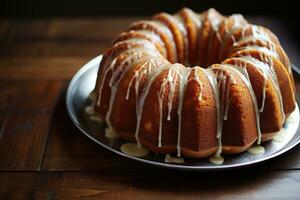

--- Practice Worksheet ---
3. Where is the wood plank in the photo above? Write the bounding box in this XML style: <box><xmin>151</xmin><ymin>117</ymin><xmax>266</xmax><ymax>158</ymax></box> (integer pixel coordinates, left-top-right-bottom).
<box><xmin>0</xmin><ymin>21</ymin><xmax>11</xmax><ymax>38</ymax></box>
<box><xmin>0</xmin><ymin>58</ymin><xmax>89</xmax><ymax>81</ymax></box>
<box><xmin>0</xmin><ymin>18</ymin><xmax>140</xmax><ymax>41</ymax></box>
<box><xmin>0</xmin><ymin>18</ymin><xmax>138</xmax><ymax>57</ymax></box>
<box><xmin>41</xmin><ymin>94</ymin><xmax>146</xmax><ymax>172</ymax></box>
<box><xmin>40</xmin><ymin>86</ymin><xmax>300</xmax><ymax>171</ymax></box>
<box><xmin>0</xmin><ymin>40</ymin><xmax>108</xmax><ymax>58</ymax></box>
<box><xmin>0</xmin><ymin>17</ymin><xmax>295</xmax><ymax>43</ymax></box>
<box><xmin>0</xmin><ymin>81</ymin><xmax>63</xmax><ymax>112</ymax></box>
<box><xmin>0</xmin><ymin>17</ymin><xmax>297</xmax><ymax>171</ymax></box>
<box><xmin>0</xmin><ymin>81</ymin><xmax>63</xmax><ymax>171</ymax></box>
<box><xmin>0</xmin><ymin>17</ymin><xmax>299</xmax><ymax>77</ymax></box>
<box><xmin>41</xmin><ymin>76</ymin><xmax>300</xmax><ymax>172</ymax></box>
<box><xmin>47</xmin><ymin>18</ymin><xmax>138</xmax><ymax>40</ymax></box>
<box><xmin>1</xmin><ymin>170</ymin><xmax>300</xmax><ymax>199</ymax></box>
<box><xmin>0</xmin><ymin>113</ymin><xmax>51</xmax><ymax>171</ymax></box>
<box><xmin>0</xmin><ymin>16</ymin><xmax>300</xmax><ymax>198</ymax></box>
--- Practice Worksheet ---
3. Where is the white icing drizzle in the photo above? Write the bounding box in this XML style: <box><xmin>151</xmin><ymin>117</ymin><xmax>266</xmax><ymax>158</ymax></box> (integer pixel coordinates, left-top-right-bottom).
<box><xmin>181</xmin><ymin>9</ymin><xmax>202</xmax><ymax>66</ymax></box>
<box><xmin>250</xmin><ymin>25</ymin><xmax>268</xmax><ymax>40</ymax></box>
<box><xmin>136</xmin><ymin>30</ymin><xmax>165</xmax><ymax>47</ymax></box>
<box><xmin>241</xmin><ymin>46</ymin><xmax>278</xmax><ymax>58</ymax></box>
<box><xmin>157</xmin><ymin>66</ymin><xmax>204</xmax><ymax>151</ymax></box>
<box><xmin>174</xmin><ymin>14</ymin><xmax>189</xmax><ymax>65</ymax></box>
<box><xmin>231</xmin><ymin>57</ymin><xmax>268</xmax><ymax>112</ymax></box>
<box><xmin>233</xmin><ymin>50</ymin><xmax>285</xmax><ymax>125</ymax></box>
<box><xmin>170</xmin><ymin>15</ymin><xmax>186</xmax><ymax>35</ymax></box>
<box><xmin>105</xmin><ymin>52</ymin><xmax>158</xmax><ymax>130</ymax></box>
<box><xmin>205</xmin><ymin>11</ymin><xmax>222</xmax><ymax>67</ymax></box>
<box><xmin>135</xmin><ymin>64</ymin><xmax>171</xmax><ymax>147</ymax></box>
<box><xmin>176</xmin><ymin>66</ymin><xmax>192</xmax><ymax>157</ymax></box>
<box><xmin>165</xmin><ymin>154</ymin><xmax>185</xmax><ymax>164</ymax></box>
<box><xmin>157</xmin><ymin>66</ymin><xmax>180</xmax><ymax>147</ymax></box>
<box><xmin>236</xmin><ymin>43</ymin><xmax>292</xmax><ymax>76</ymax></box>
<box><xmin>102</xmin><ymin>45</ymin><xmax>162</xmax><ymax>137</ymax></box>
<box><xmin>125</xmin><ymin>57</ymin><xmax>163</xmax><ymax>100</ymax></box>
<box><xmin>207</xmin><ymin>10</ymin><xmax>222</xmax><ymax>42</ymax></box>
<box><xmin>193</xmin><ymin>67</ymin><xmax>203</xmax><ymax>101</ymax></box>
<box><xmin>109</xmin><ymin>52</ymin><xmax>158</xmax><ymax>89</ymax></box>
<box><xmin>93</xmin><ymin>9</ymin><xmax>293</xmax><ymax>163</ymax></box>
<box><xmin>157</xmin><ymin>89</ymin><xmax>163</xmax><ymax>147</ymax></box>
<box><xmin>232</xmin><ymin>25</ymin><xmax>292</xmax><ymax>74</ymax></box>
<box><xmin>134</xmin><ymin>30</ymin><xmax>167</xmax><ymax>58</ymax></box>
<box><xmin>233</xmin><ymin>24</ymin><xmax>291</xmax><ymax>72</ymax></box>
<box><xmin>257</xmin><ymin>52</ymin><xmax>286</xmax><ymax>124</ymax></box>
<box><xmin>166</xmin><ymin>69</ymin><xmax>178</xmax><ymax>121</ymax></box>
<box><xmin>234</xmin><ymin>37</ymin><xmax>271</xmax><ymax>49</ymax></box>
<box><xmin>202</xmin><ymin>69</ymin><xmax>221</xmax><ymax>156</ymax></box>
<box><xmin>149</xmin><ymin>21</ymin><xmax>174</xmax><ymax>42</ymax></box>
<box><xmin>234</xmin><ymin>25</ymin><xmax>271</xmax><ymax>47</ymax></box>
<box><xmin>150</xmin><ymin>21</ymin><xmax>178</xmax><ymax>62</ymax></box>
<box><xmin>97</xmin><ymin>39</ymin><xmax>158</xmax><ymax>106</ymax></box>
<box><xmin>219</xmin><ymin>14</ymin><xmax>245</xmax><ymax>61</ymax></box>
<box><xmin>135</xmin><ymin>60</ymin><xmax>168</xmax><ymax>121</ymax></box>
<box><xmin>187</xmin><ymin>9</ymin><xmax>202</xmax><ymax>29</ymax></box>
<box><xmin>220</xmin><ymin>64</ymin><xmax>262</xmax><ymax>144</ymax></box>
<box><xmin>212</xmin><ymin>67</ymin><xmax>237</xmax><ymax>156</ymax></box>
<box><xmin>206</xmin><ymin>10</ymin><xmax>223</xmax><ymax>66</ymax></box>
<box><xmin>97</xmin><ymin>58</ymin><xmax>116</xmax><ymax>107</ymax></box>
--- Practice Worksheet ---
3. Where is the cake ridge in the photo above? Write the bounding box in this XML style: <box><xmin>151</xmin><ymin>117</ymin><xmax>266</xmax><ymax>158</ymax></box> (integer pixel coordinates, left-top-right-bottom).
<box><xmin>93</xmin><ymin>8</ymin><xmax>296</xmax><ymax>160</ymax></box>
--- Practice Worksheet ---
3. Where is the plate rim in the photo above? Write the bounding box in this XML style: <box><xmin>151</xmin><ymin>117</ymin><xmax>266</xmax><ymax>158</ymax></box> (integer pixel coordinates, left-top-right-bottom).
<box><xmin>66</xmin><ymin>55</ymin><xmax>300</xmax><ymax>171</ymax></box>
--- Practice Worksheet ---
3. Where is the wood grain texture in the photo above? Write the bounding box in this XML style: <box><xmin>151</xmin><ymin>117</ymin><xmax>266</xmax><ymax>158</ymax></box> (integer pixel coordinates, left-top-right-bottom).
<box><xmin>41</xmin><ymin>93</ymin><xmax>148</xmax><ymax>172</ymax></box>
<box><xmin>1</xmin><ymin>170</ymin><xmax>300</xmax><ymax>199</ymax></box>
<box><xmin>0</xmin><ymin>58</ymin><xmax>89</xmax><ymax>80</ymax></box>
<box><xmin>39</xmin><ymin>86</ymin><xmax>300</xmax><ymax>171</ymax></box>
<box><xmin>0</xmin><ymin>81</ymin><xmax>63</xmax><ymax>170</ymax></box>
<box><xmin>0</xmin><ymin>16</ymin><xmax>300</xmax><ymax>199</ymax></box>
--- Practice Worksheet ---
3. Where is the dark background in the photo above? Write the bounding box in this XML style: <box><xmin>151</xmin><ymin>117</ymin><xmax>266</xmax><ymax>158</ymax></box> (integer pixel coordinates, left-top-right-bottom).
<box><xmin>1</xmin><ymin>0</ymin><xmax>299</xmax><ymax>18</ymax></box>
<box><xmin>1</xmin><ymin>0</ymin><xmax>300</xmax><ymax>42</ymax></box>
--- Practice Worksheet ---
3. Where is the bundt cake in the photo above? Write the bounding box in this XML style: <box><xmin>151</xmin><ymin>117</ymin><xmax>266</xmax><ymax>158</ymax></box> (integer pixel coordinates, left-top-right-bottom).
<box><xmin>92</xmin><ymin>8</ymin><xmax>296</xmax><ymax>161</ymax></box>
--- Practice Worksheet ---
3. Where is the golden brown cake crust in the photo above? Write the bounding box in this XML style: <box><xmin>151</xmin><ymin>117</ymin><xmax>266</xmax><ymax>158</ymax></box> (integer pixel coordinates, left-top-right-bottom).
<box><xmin>93</xmin><ymin>8</ymin><xmax>296</xmax><ymax>160</ymax></box>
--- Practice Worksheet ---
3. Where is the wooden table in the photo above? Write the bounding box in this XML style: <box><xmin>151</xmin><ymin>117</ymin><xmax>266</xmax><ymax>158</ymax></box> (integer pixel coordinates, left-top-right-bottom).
<box><xmin>1</xmin><ymin>16</ymin><xmax>300</xmax><ymax>199</ymax></box>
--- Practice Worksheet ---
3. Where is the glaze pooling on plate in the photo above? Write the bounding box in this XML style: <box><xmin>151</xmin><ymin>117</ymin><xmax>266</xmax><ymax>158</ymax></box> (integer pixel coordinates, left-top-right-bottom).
<box><xmin>165</xmin><ymin>154</ymin><xmax>185</xmax><ymax>164</ymax></box>
<box><xmin>66</xmin><ymin>56</ymin><xmax>300</xmax><ymax>170</ymax></box>
<box><xmin>209</xmin><ymin>155</ymin><xmax>224</xmax><ymax>165</ymax></box>
<box><xmin>120</xmin><ymin>143</ymin><xmax>149</xmax><ymax>157</ymax></box>
<box><xmin>85</xmin><ymin>90</ymin><xmax>297</xmax><ymax>165</ymax></box>
<box><xmin>94</xmin><ymin>8</ymin><xmax>296</xmax><ymax>163</ymax></box>
<box><xmin>247</xmin><ymin>145</ymin><xmax>265</xmax><ymax>155</ymax></box>
<box><xmin>105</xmin><ymin>126</ymin><xmax>119</xmax><ymax>139</ymax></box>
